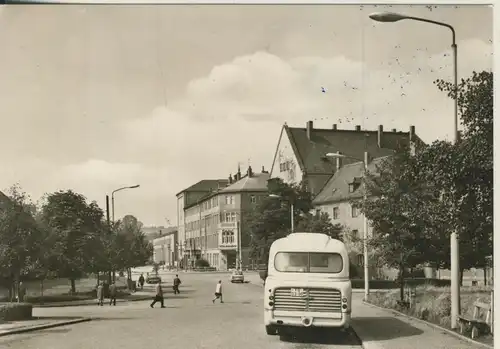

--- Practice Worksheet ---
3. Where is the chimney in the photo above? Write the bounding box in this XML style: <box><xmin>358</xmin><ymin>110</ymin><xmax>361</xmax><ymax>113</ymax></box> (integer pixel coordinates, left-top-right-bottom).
<box><xmin>377</xmin><ymin>125</ymin><xmax>383</xmax><ymax>148</ymax></box>
<box><xmin>228</xmin><ymin>174</ymin><xmax>233</xmax><ymax>184</ymax></box>
<box><xmin>247</xmin><ymin>166</ymin><xmax>253</xmax><ymax>177</ymax></box>
<box><xmin>261</xmin><ymin>166</ymin><xmax>268</xmax><ymax>174</ymax></box>
<box><xmin>233</xmin><ymin>174</ymin><xmax>238</xmax><ymax>182</ymax></box>
<box><xmin>336</xmin><ymin>151</ymin><xmax>342</xmax><ymax>171</ymax></box>
<box><xmin>237</xmin><ymin>164</ymin><xmax>242</xmax><ymax>180</ymax></box>
<box><xmin>392</xmin><ymin>128</ymin><xmax>397</xmax><ymax>132</ymax></box>
<box><xmin>355</xmin><ymin>125</ymin><xmax>361</xmax><ymax>131</ymax></box>
<box><xmin>332</xmin><ymin>124</ymin><xmax>337</xmax><ymax>130</ymax></box>
<box><xmin>409</xmin><ymin>125</ymin><xmax>415</xmax><ymax>141</ymax></box>
<box><xmin>306</xmin><ymin>120</ymin><xmax>313</xmax><ymax>140</ymax></box>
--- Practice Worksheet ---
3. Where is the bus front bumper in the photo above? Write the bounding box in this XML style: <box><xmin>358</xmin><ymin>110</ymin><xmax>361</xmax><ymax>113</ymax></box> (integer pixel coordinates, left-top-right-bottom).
<box><xmin>264</xmin><ymin>309</ymin><xmax>351</xmax><ymax>329</ymax></box>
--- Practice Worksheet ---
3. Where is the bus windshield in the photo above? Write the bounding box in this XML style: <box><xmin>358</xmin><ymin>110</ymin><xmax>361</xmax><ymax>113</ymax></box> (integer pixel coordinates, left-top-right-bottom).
<box><xmin>274</xmin><ymin>252</ymin><xmax>343</xmax><ymax>273</ymax></box>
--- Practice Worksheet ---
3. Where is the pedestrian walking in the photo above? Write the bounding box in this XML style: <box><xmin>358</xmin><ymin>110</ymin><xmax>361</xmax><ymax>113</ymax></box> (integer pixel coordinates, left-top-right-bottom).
<box><xmin>96</xmin><ymin>282</ymin><xmax>104</xmax><ymax>306</ymax></box>
<box><xmin>17</xmin><ymin>282</ymin><xmax>26</xmax><ymax>303</ymax></box>
<box><xmin>150</xmin><ymin>282</ymin><xmax>165</xmax><ymax>308</ymax></box>
<box><xmin>212</xmin><ymin>280</ymin><xmax>223</xmax><ymax>304</ymax></box>
<box><xmin>109</xmin><ymin>282</ymin><xmax>117</xmax><ymax>306</ymax></box>
<box><xmin>139</xmin><ymin>274</ymin><xmax>145</xmax><ymax>290</ymax></box>
<box><xmin>173</xmin><ymin>274</ymin><xmax>181</xmax><ymax>295</ymax></box>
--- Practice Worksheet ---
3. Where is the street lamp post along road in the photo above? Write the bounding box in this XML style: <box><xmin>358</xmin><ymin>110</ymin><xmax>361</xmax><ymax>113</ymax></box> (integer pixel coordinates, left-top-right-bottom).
<box><xmin>369</xmin><ymin>11</ymin><xmax>460</xmax><ymax>329</ymax></box>
<box><xmin>326</xmin><ymin>152</ymin><xmax>370</xmax><ymax>301</ymax></box>
<box><xmin>111</xmin><ymin>184</ymin><xmax>140</xmax><ymax>223</ymax></box>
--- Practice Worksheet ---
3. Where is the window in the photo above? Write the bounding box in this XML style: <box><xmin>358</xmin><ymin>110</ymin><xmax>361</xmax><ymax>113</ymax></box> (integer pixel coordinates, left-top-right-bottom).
<box><xmin>332</xmin><ymin>207</ymin><xmax>339</xmax><ymax>220</ymax></box>
<box><xmin>351</xmin><ymin>205</ymin><xmax>360</xmax><ymax>218</ymax></box>
<box><xmin>352</xmin><ymin>230</ymin><xmax>360</xmax><ymax>239</ymax></box>
<box><xmin>221</xmin><ymin>230</ymin><xmax>235</xmax><ymax>244</ymax></box>
<box><xmin>274</xmin><ymin>252</ymin><xmax>343</xmax><ymax>273</ymax></box>
<box><xmin>348</xmin><ymin>183</ymin><xmax>355</xmax><ymax>193</ymax></box>
<box><xmin>250</xmin><ymin>195</ymin><xmax>256</xmax><ymax>203</ymax></box>
<box><xmin>225</xmin><ymin>195</ymin><xmax>234</xmax><ymax>205</ymax></box>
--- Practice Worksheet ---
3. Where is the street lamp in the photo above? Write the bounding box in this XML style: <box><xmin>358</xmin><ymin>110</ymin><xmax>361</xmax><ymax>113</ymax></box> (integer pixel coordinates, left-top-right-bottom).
<box><xmin>269</xmin><ymin>194</ymin><xmax>295</xmax><ymax>233</ymax></box>
<box><xmin>111</xmin><ymin>184</ymin><xmax>140</xmax><ymax>222</ymax></box>
<box><xmin>326</xmin><ymin>152</ymin><xmax>370</xmax><ymax>301</ymax></box>
<box><xmin>369</xmin><ymin>11</ymin><xmax>460</xmax><ymax>329</ymax></box>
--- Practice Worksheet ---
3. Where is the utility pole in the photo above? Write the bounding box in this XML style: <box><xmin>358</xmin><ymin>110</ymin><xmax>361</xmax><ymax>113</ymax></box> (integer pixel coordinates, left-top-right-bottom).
<box><xmin>106</xmin><ymin>195</ymin><xmax>112</xmax><ymax>285</ymax></box>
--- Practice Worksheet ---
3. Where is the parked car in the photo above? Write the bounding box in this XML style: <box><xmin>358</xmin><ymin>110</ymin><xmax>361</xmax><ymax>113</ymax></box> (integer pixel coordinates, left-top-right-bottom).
<box><xmin>146</xmin><ymin>275</ymin><xmax>162</xmax><ymax>284</ymax></box>
<box><xmin>230</xmin><ymin>270</ymin><xmax>244</xmax><ymax>283</ymax></box>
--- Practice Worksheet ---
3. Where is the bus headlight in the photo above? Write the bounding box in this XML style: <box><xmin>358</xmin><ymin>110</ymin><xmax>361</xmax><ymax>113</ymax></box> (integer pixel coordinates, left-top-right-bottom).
<box><xmin>269</xmin><ymin>301</ymin><xmax>274</xmax><ymax>306</ymax></box>
<box><xmin>269</xmin><ymin>296</ymin><xmax>274</xmax><ymax>300</ymax></box>
<box><xmin>342</xmin><ymin>304</ymin><xmax>348</xmax><ymax>310</ymax></box>
<box><xmin>342</xmin><ymin>297</ymin><xmax>348</xmax><ymax>303</ymax></box>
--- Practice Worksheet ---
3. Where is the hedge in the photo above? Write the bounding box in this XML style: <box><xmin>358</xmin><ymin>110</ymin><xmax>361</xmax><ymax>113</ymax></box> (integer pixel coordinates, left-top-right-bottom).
<box><xmin>0</xmin><ymin>302</ymin><xmax>33</xmax><ymax>321</ymax></box>
<box><xmin>351</xmin><ymin>278</ymin><xmax>451</xmax><ymax>289</ymax></box>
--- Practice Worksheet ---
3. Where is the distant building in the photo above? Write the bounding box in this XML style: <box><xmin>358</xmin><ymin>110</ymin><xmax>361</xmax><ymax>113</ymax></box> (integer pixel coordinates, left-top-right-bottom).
<box><xmin>269</xmin><ymin>121</ymin><xmax>422</xmax><ymax>196</ymax></box>
<box><xmin>151</xmin><ymin>226</ymin><xmax>178</xmax><ymax>266</ymax></box>
<box><xmin>176</xmin><ymin>166</ymin><xmax>270</xmax><ymax>270</ymax></box>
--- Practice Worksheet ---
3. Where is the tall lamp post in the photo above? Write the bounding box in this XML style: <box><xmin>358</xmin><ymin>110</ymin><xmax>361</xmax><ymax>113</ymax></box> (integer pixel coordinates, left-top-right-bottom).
<box><xmin>368</xmin><ymin>11</ymin><xmax>460</xmax><ymax>329</ymax></box>
<box><xmin>269</xmin><ymin>194</ymin><xmax>295</xmax><ymax>233</ymax></box>
<box><xmin>110</xmin><ymin>184</ymin><xmax>140</xmax><ymax>287</ymax></box>
<box><xmin>111</xmin><ymin>184</ymin><xmax>140</xmax><ymax>222</ymax></box>
<box><xmin>326</xmin><ymin>151</ymin><xmax>370</xmax><ymax>301</ymax></box>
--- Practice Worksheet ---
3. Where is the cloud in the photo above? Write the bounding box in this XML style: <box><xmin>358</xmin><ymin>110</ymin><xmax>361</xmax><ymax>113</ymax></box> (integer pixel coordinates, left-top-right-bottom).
<box><xmin>2</xmin><ymin>37</ymin><xmax>491</xmax><ymax>226</ymax></box>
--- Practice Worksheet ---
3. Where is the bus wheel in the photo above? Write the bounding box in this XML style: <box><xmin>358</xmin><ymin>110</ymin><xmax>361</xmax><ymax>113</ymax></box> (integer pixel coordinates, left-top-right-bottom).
<box><xmin>265</xmin><ymin>325</ymin><xmax>277</xmax><ymax>335</ymax></box>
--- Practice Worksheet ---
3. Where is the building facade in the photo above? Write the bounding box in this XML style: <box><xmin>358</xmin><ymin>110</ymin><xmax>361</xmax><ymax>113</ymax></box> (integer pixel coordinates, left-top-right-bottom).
<box><xmin>176</xmin><ymin>166</ymin><xmax>269</xmax><ymax>270</ymax></box>
<box><xmin>269</xmin><ymin>121</ymin><xmax>422</xmax><ymax>196</ymax></box>
<box><xmin>152</xmin><ymin>227</ymin><xmax>178</xmax><ymax>267</ymax></box>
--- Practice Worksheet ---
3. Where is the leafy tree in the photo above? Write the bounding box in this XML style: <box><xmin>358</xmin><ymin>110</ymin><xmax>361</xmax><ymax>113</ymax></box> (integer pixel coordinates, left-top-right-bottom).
<box><xmin>295</xmin><ymin>211</ymin><xmax>343</xmax><ymax>239</ymax></box>
<box><xmin>247</xmin><ymin>178</ymin><xmax>342</xmax><ymax>264</ymax></box>
<box><xmin>40</xmin><ymin>190</ymin><xmax>106</xmax><ymax>293</ymax></box>
<box><xmin>0</xmin><ymin>184</ymin><xmax>45</xmax><ymax>300</ymax></box>
<box><xmin>359</xmin><ymin>145</ymin><xmax>446</xmax><ymax>300</ymax></box>
<box><xmin>427</xmin><ymin>70</ymin><xmax>493</xmax><ymax>283</ymax></box>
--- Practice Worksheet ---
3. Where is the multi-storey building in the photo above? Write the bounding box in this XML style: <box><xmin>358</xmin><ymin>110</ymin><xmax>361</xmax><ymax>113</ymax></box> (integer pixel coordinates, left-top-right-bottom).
<box><xmin>176</xmin><ymin>166</ymin><xmax>269</xmax><ymax>270</ymax></box>
<box><xmin>269</xmin><ymin>120</ymin><xmax>422</xmax><ymax>196</ymax></box>
<box><xmin>151</xmin><ymin>227</ymin><xmax>178</xmax><ymax>266</ymax></box>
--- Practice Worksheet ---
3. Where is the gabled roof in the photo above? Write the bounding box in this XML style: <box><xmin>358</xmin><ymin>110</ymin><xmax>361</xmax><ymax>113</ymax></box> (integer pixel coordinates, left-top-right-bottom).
<box><xmin>271</xmin><ymin>122</ymin><xmax>423</xmax><ymax>177</ymax></box>
<box><xmin>312</xmin><ymin>156</ymin><xmax>390</xmax><ymax>205</ymax></box>
<box><xmin>176</xmin><ymin>179</ymin><xmax>229</xmax><ymax>197</ymax></box>
<box><xmin>221</xmin><ymin>172</ymin><xmax>270</xmax><ymax>193</ymax></box>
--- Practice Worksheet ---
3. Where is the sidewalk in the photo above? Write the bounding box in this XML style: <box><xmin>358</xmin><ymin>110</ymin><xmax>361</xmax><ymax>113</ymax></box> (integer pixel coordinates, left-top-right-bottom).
<box><xmin>0</xmin><ymin>317</ymin><xmax>91</xmax><ymax>337</ymax></box>
<box><xmin>351</xmin><ymin>295</ymin><xmax>491</xmax><ymax>349</ymax></box>
<box><xmin>33</xmin><ymin>291</ymin><xmax>153</xmax><ymax>308</ymax></box>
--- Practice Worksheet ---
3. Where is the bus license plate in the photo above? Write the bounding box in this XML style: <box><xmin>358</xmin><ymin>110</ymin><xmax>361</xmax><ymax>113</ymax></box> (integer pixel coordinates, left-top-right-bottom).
<box><xmin>290</xmin><ymin>288</ymin><xmax>305</xmax><ymax>297</ymax></box>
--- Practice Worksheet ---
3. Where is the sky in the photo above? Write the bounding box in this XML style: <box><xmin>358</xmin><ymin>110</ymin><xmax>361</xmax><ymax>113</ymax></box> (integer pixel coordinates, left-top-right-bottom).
<box><xmin>0</xmin><ymin>4</ymin><xmax>493</xmax><ymax>227</ymax></box>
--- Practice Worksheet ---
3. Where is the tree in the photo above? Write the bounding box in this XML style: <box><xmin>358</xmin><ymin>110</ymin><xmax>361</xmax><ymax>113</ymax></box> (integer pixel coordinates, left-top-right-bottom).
<box><xmin>0</xmin><ymin>184</ymin><xmax>45</xmax><ymax>300</ymax></box>
<box><xmin>40</xmin><ymin>190</ymin><xmax>106</xmax><ymax>293</ymax></box>
<box><xmin>359</xmin><ymin>145</ymin><xmax>447</xmax><ymax>301</ymax></box>
<box><xmin>115</xmin><ymin>215</ymin><xmax>152</xmax><ymax>286</ymax></box>
<box><xmin>247</xmin><ymin>178</ymin><xmax>343</xmax><ymax>264</ymax></box>
<box><xmin>295</xmin><ymin>211</ymin><xmax>343</xmax><ymax>239</ymax></box>
<box><xmin>427</xmin><ymin>70</ymin><xmax>493</xmax><ymax>283</ymax></box>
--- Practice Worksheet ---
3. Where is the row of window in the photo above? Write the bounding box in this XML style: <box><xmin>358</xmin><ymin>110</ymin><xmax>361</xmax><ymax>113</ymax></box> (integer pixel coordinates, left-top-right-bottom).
<box><xmin>207</xmin><ymin>253</ymin><xmax>220</xmax><ymax>267</ymax></box>
<box><xmin>279</xmin><ymin>161</ymin><xmax>292</xmax><ymax>172</ymax></box>
<box><xmin>331</xmin><ymin>205</ymin><xmax>360</xmax><ymax>220</ymax></box>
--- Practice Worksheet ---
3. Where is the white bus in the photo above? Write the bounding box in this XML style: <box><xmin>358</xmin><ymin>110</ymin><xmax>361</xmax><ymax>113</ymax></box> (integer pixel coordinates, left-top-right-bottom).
<box><xmin>263</xmin><ymin>232</ymin><xmax>352</xmax><ymax>335</ymax></box>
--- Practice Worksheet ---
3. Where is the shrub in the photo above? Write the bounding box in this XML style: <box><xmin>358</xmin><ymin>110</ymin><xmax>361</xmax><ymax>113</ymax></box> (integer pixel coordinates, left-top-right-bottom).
<box><xmin>351</xmin><ymin>278</ymin><xmax>451</xmax><ymax>289</ymax></box>
<box><xmin>0</xmin><ymin>303</ymin><xmax>33</xmax><ymax>321</ymax></box>
<box><xmin>368</xmin><ymin>285</ymin><xmax>493</xmax><ymax>339</ymax></box>
<box><xmin>195</xmin><ymin>259</ymin><xmax>210</xmax><ymax>268</ymax></box>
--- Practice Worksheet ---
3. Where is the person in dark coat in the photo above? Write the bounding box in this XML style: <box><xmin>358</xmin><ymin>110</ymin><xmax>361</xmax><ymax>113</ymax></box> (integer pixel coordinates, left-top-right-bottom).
<box><xmin>173</xmin><ymin>274</ymin><xmax>181</xmax><ymax>295</ymax></box>
<box><xmin>138</xmin><ymin>274</ymin><xmax>145</xmax><ymax>290</ymax></box>
<box><xmin>109</xmin><ymin>282</ymin><xmax>117</xmax><ymax>306</ymax></box>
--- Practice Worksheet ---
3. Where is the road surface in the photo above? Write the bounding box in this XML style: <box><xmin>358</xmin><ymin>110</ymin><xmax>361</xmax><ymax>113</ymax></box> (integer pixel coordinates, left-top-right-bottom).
<box><xmin>0</xmin><ymin>272</ymin><xmax>361</xmax><ymax>349</ymax></box>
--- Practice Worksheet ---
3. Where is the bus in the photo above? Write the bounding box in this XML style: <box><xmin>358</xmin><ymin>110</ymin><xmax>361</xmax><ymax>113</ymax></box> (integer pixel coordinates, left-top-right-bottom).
<box><xmin>263</xmin><ymin>232</ymin><xmax>352</xmax><ymax>335</ymax></box>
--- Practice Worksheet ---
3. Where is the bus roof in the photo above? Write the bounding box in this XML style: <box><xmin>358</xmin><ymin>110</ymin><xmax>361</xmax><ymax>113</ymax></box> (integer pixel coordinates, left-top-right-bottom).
<box><xmin>269</xmin><ymin>232</ymin><xmax>347</xmax><ymax>253</ymax></box>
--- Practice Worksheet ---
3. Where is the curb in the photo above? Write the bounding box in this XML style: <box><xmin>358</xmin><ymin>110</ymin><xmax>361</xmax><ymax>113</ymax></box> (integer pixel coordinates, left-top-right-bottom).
<box><xmin>33</xmin><ymin>296</ymin><xmax>153</xmax><ymax>308</ymax></box>
<box><xmin>0</xmin><ymin>317</ymin><xmax>92</xmax><ymax>337</ymax></box>
<box><xmin>362</xmin><ymin>301</ymin><xmax>493</xmax><ymax>349</ymax></box>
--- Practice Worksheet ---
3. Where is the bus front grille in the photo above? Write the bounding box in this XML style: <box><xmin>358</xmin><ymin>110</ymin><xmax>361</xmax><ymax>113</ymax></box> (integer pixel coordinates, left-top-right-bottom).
<box><xmin>273</xmin><ymin>287</ymin><xmax>342</xmax><ymax>313</ymax></box>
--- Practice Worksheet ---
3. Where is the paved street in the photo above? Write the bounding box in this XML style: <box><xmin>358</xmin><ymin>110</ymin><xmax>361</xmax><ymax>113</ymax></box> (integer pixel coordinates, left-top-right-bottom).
<box><xmin>0</xmin><ymin>273</ymin><xmax>361</xmax><ymax>349</ymax></box>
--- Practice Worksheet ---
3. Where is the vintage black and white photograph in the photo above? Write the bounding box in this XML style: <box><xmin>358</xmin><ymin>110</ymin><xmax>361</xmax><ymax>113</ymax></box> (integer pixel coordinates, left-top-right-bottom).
<box><xmin>0</xmin><ymin>3</ymin><xmax>494</xmax><ymax>349</ymax></box>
